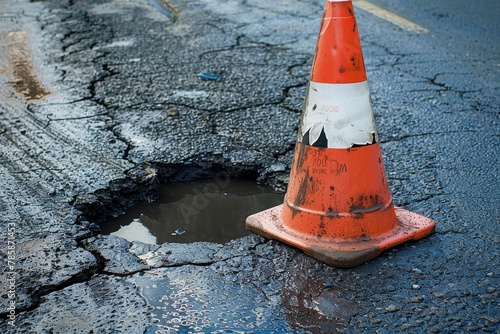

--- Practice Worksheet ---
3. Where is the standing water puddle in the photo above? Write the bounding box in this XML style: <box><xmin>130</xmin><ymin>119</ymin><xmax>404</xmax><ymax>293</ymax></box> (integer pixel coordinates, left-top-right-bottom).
<box><xmin>100</xmin><ymin>178</ymin><xmax>284</xmax><ymax>244</ymax></box>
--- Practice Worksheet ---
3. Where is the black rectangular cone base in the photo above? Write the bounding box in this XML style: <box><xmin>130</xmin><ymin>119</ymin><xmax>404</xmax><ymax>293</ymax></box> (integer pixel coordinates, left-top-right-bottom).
<box><xmin>246</xmin><ymin>204</ymin><xmax>435</xmax><ymax>268</ymax></box>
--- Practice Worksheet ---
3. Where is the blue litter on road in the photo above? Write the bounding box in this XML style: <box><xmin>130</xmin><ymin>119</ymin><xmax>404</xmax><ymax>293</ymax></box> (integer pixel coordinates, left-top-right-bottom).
<box><xmin>199</xmin><ymin>72</ymin><xmax>221</xmax><ymax>80</ymax></box>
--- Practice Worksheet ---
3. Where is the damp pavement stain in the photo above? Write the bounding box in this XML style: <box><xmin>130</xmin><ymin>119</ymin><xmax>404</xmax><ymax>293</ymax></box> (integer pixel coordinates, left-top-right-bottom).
<box><xmin>100</xmin><ymin>179</ymin><xmax>284</xmax><ymax>244</ymax></box>
<box><xmin>132</xmin><ymin>266</ymin><xmax>290</xmax><ymax>333</ymax></box>
<box><xmin>0</xmin><ymin>31</ymin><xmax>49</xmax><ymax>100</ymax></box>
<box><xmin>127</xmin><ymin>237</ymin><xmax>359</xmax><ymax>333</ymax></box>
<box><xmin>78</xmin><ymin>234</ymin><xmax>361</xmax><ymax>332</ymax></box>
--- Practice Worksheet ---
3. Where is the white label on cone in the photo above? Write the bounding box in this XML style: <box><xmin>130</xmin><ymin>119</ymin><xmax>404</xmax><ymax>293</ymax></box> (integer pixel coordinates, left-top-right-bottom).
<box><xmin>298</xmin><ymin>80</ymin><xmax>378</xmax><ymax>148</ymax></box>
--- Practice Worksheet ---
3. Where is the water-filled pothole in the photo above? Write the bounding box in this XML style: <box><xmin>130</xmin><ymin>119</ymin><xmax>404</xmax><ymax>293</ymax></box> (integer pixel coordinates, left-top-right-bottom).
<box><xmin>100</xmin><ymin>178</ymin><xmax>284</xmax><ymax>244</ymax></box>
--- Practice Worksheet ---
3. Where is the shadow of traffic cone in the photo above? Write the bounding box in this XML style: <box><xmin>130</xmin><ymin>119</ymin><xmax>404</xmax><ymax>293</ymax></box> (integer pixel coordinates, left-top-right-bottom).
<box><xmin>246</xmin><ymin>0</ymin><xmax>435</xmax><ymax>268</ymax></box>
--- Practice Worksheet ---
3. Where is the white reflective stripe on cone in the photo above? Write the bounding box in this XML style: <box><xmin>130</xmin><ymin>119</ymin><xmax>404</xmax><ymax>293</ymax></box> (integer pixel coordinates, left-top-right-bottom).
<box><xmin>298</xmin><ymin>80</ymin><xmax>378</xmax><ymax>149</ymax></box>
<box><xmin>327</xmin><ymin>0</ymin><xmax>351</xmax><ymax>2</ymax></box>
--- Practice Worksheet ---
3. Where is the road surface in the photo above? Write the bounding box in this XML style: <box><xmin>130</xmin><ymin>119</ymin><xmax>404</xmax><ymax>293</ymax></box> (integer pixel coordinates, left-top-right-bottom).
<box><xmin>0</xmin><ymin>0</ymin><xmax>498</xmax><ymax>332</ymax></box>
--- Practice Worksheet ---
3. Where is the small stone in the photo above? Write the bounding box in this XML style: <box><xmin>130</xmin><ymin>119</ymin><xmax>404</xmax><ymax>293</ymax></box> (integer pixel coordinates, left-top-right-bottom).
<box><xmin>322</xmin><ymin>282</ymin><xmax>335</xmax><ymax>289</ymax></box>
<box><xmin>269</xmin><ymin>162</ymin><xmax>286</xmax><ymax>172</ymax></box>
<box><xmin>174</xmin><ymin>228</ymin><xmax>186</xmax><ymax>235</ymax></box>
<box><xmin>411</xmin><ymin>296</ymin><xmax>424</xmax><ymax>302</ymax></box>
<box><xmin>401</xmin><ymin>323</ymin><xmax>412</xmax><ymax>331</ymax></box>
<box><xmin>412</xmin><ymin>284</ymin><xmax>421</xmax><ymax>290</ymax></box>
<box><xmin>166</xmin><ymin>108</ymin><xmax>179</xmax><ymax>116</ymax></box>
<box><xmin>386</xmin><ymin>304</ymin><xmax>399</xmax><ymax>312</ymax></box>
<box><xmin>371</xmin><ymin>318</ymin><xmax>382</xmax><ymax>325</ymax></box>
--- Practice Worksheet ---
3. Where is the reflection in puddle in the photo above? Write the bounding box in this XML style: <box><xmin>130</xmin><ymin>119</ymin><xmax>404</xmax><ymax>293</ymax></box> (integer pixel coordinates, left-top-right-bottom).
<box><xmin>130</xmin><ymin>254</ymin><xmax>358</xmax><ymax>333</ymax></box>
<box><xmin>282</xmin><ymin>267</ymin><xmax>359</xmax><ymax>333</ymax></box>
<box><xmin>101</xmin><ymin>178</ymin><xmax>284</xmax><ymax>244</ymax></box>
<box><xmin>131</xmin><ymin>266</ymin><xmax>290</xmax><ymax>333</ymax></box>
<box><xmin>1</xmin><ymin>31</ymin><xmax>50</xmax><ymax>100</ymax></box>
<box><xmin>110</xmin><ymin>218</ymin><xmax>157</xmax><ymax>244</ymax></box>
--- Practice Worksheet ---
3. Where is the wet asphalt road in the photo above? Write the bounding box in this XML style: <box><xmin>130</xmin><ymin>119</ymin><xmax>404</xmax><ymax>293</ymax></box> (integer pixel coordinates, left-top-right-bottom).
<box><xmin>0</xmin><ymin>0</ymin><xmax>498</xmax><ymax>333</ymax></box>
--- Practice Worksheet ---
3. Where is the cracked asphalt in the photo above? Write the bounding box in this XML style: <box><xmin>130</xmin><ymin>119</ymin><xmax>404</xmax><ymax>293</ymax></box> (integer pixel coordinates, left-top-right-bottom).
<box><xmin>0</xmin><ymin>0</ymin><xmax>498</xmax><ymax>332</ymax></box>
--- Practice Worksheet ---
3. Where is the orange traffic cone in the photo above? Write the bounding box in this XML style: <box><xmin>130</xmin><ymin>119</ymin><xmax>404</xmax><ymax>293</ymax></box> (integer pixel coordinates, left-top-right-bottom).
<box><xmin>246</xmin><ymin>0</ymin><xmax>435</xmax><ymax>267</ymax></box>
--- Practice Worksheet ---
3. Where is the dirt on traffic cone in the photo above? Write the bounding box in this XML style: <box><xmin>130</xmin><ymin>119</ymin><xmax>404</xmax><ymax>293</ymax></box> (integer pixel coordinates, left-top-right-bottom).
<box><xmin>246</xmin><ymin>0</ymin><xmax>435</xmax><ymax>268</ymax></box>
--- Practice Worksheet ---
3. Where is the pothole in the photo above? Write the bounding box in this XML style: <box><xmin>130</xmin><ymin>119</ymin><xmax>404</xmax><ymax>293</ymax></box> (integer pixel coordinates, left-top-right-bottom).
<box><xmin>99</xmin><ymin>178</ymin><xmax>284</xmax><ymax>244</ymax></box>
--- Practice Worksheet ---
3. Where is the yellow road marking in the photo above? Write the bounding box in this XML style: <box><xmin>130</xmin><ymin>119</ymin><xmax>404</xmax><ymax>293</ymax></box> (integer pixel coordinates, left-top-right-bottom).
<box><xmin>353</xmin><ymin>0</ymin><xmax>429</xmax><ymax>33</ymax></box>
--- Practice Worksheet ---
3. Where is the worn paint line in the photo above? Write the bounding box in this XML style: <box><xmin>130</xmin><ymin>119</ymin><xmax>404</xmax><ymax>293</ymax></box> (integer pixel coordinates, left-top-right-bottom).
<box><xmin>353</xmin><ymin>0</ymin><xmax>429</xmax><ymax>33</ymax></box>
